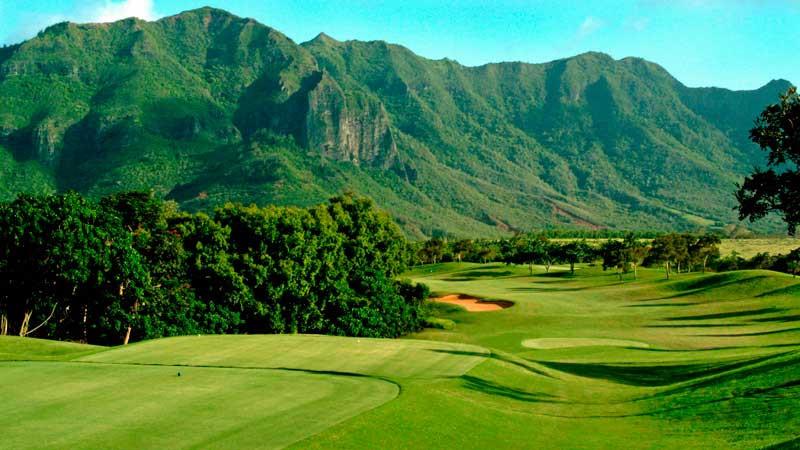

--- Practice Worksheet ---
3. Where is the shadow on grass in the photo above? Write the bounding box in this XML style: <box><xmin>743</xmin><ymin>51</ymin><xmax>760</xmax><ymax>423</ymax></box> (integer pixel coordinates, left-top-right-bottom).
<box><xmin>635</xmin><ymin>274</ymin><xmax>774</xmax><ymax>303</ymax></box>
<box><xmin>756</xmin><ymin>284</ymin><xmax>800</xmax><ymax>298</ymax></box>
<box><xmin>537</xmin><ymin>271</ymin><xmax>576</xmax><ymax>278</ymax></box>
<box><xmin>509</xmin><ymin>286</ymin><xmax>593</xmax><ymax>293</ymax></box>
<box><xmin>429</xmin><ymin>349</ymin><xmax>554</xmax><ymax>378</ymax></box>
<box><xmin>443</xmin><ymin>270</ymin><xmax>515</xmax><ymax>281</ymax></box>
<box><xmin>663</xmin><ymin>307</ymin><xmax>787</xmax><ymax>322</ymax></box>
<box><xmin>654</xmin><ymin>351</ymin><xmax>800</xmax><ymax>397</ymax></box>
<box><xmin>533</xmin><ymin>355</ymin><xmax>777</xmax><ymax>387</ymax></box>
<box><xmin>461</xmin><ymin>375</ymin><xmax>562</xmax><ymax>403</ymax></box>
<box><xmin>762</xmin><ymin>436</ymin><xmax>800</xmax><ymax>449</ymax></box>
<box><xmin>701</xmin><ymin>327</ymin><xmax>800</xmax><ymax>337</ymax></box>
<box><xmin>646</xmin><ymin>323</ymin><xmax>749</xmax><ymax>328</ymax></box>
<box><xmin>670</xmin><ymin>273</ymin><xmax>755</xmax><ymax>290</ymax></box>
<box><xmin>624</xmin><ymin>303</ymin><xmax>698</xmax><ymax>308</ymax></box>
<box><xmin>752</xmin><ymin>314</ymin><xmax>800</xmax><ymax>323</ymax></box>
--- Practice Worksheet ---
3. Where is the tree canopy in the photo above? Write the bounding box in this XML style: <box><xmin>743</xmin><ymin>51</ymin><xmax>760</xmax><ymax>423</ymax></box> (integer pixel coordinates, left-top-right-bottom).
<box><xmin>0</xmin><ymin>192</ymin><xmax>427</xmax><ymax>344</ymax></box>
<box><xmin>737</xmin><ymin>87</ymin><xmax>800</xmax><ymax>234</ymax></box>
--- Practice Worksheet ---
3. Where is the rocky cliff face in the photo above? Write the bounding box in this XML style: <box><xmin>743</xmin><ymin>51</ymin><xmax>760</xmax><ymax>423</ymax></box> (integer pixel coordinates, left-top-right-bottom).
<box><xmin>32</xmin><ymin>120</ymin><xmax>63</xmax><ymax>165</ymax></box>
<box><xmin>303</xmin><ymin>72</ymin><xmax>397</xmax><ymax>168</ymax></box>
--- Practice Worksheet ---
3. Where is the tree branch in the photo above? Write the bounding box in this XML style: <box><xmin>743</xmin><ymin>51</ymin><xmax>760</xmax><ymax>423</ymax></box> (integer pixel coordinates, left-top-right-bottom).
<box><xmin>23</xmin><ymin>303</ymin><xmax>58</xmax><ymax>337</ymax></box>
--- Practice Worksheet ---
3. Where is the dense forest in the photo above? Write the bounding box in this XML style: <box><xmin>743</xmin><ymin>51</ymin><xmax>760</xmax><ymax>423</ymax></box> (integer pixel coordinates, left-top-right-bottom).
<box><xmin>0</xmin><ymin>192</ymin><xmax>427</xmax><ymax>344</ymax></box>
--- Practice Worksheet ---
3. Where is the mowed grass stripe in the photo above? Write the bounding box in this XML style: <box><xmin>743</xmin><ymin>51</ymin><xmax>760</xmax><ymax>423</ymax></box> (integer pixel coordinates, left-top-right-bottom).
<box><xmin>79</xmin><ymin>335</ymin><xmax>490</xmax><ymax>379</ymax></box>
<box><xmin>0</xmin><ymin>336</ymin><xmax>105</xmax><ymax>361</ymax></box>
<box><xmin>0</xmin><ymin>361</ymin><xmax>398</xmax><ymax>450</ymax></box>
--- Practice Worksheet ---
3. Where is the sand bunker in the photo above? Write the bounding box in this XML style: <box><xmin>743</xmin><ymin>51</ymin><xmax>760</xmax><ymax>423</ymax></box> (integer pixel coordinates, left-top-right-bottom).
<box><xmin>433</xmin><ymin>294</ymin><xmax>513</xmax><ymax>312</ymax></box>
<box><xmin>521</xmin><ymin>338</ymin><xmax>650</xmax><ymax>349</ymax></box>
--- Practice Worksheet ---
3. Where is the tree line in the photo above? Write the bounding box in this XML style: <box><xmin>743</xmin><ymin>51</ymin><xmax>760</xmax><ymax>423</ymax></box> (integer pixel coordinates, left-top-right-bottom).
<box><xmin>414</xmin><ymin>233</ymin><xmax>800</xmax><ymax>280</ymax></box>
<box><xmin>0</xmin><ymin>192</ymin><xmax>428</xmax><ymax>344</ymax></box>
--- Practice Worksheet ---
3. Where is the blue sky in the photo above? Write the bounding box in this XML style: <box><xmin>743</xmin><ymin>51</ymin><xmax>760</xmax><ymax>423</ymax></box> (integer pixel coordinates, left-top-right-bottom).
<box><xmin>0</xmin><ymin>0</ymin><xmax>797</xmax><ymax>90</ymax></box>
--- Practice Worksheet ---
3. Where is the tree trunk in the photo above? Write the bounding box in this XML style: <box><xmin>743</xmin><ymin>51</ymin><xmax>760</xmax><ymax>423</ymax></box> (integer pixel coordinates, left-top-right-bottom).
<box><xmin>702</xmin><ymin>256</ymin><xmax>708</xmax><ymax>274</ymax></box>
<box><xmin>122</xmin><ymin>283</ymin><xmax>137</xmax><ymax>346</ymax></box>
<box><xmin>665</xmin><ymin>261</ymin><xmax>671</xmax><ymax>280</ymax></box>
<box><xmin>1</xmin><ymin>314</ymin><xmax>7</xmax><ymax>335</ymax></box>
<box><xmin>633</xmin><ymin>263</ymin><xmax>638</xmax><ymax>280</ymax></box>
<box><xmin>19</xmin><ymin>310</ymin><xmax>32</xmax><ymax>337</ymax></box>
<box><xmin>82</xmin><ymin>304</ymin><xmax>89</xmax><ymax>343</ymax></box>
<box><xmin>545</xmin><ymin>262</ymin><xmax>551</xmax><ymax>273</ymax></box>
<box><xmin>570</xmin><ymin>262</ymin><xmax>575</xmax><ymax>274</ymax></box>
<box><xmin>529</xmin><ymin>262</ymin><xmax>533</xmax><ymax>275</ymax></box>
<box><xmin>123</xmin><ymin>326</ymin><xmax>132</xmax><ymax>345</ymax></box>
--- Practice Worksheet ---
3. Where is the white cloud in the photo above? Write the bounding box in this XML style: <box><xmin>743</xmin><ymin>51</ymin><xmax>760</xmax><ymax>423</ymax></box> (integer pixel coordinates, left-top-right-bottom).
<box><xmin>625</xmin><ymin>17</ymin><xmax>650</xmax><ymax>32</ymax></box>
<box><xmin>2</xmin><ymin>0</ymin><xmax>160</xmax><ymax>45</ymax></box>
<box><xmin>577</xmin><ymin>16</ymin><xmax>604</xmax><ymax>38</ymax></box>
<box><xmin>89</xmin><ymin>0</ymin><xmax>158</xmax><ymax>23</ymax></box>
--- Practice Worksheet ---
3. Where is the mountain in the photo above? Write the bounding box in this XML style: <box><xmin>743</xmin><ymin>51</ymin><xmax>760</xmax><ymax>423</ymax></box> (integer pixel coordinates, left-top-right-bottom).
<box><xmin>0</xmin><ymin>7</ymin><xmax>792</xmax><ymax>238</ymax></box>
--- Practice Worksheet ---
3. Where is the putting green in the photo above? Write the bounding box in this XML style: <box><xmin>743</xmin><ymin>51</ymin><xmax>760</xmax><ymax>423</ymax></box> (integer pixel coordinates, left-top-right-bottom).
<box><xmin>521</xmin><ymin>338</ymin><xmax>651</xmax><ymax>349</ymax></box>
<box><xmin>0</xmin><ymin>361</ymin><xmax>397</xmax><ymax>449</ymax></box>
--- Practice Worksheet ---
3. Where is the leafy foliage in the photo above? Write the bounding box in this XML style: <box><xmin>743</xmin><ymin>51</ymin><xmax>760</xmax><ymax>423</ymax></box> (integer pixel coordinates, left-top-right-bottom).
<box><xmin>0</xmin><ymin>191</ymin><xmax>426</xmax><ymax>343</ymax></box>
<box><xmin>737</xmin><ymin>87</ymin><xmax>800</xmax><ymax>234</ymax></box>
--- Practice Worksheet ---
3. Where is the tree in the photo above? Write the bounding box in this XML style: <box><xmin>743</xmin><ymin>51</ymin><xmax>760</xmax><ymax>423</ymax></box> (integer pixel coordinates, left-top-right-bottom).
<box><xmin>649</xmin><ymin>235</ymin><xmax>677</xmax><ymax>279</ymax></box>
<box><xmin>1</xmin><ymin>191</ymin><xmax>426</xmax><ymax>342</ymax></box>
<box><xmin>0</xmin><ymin>193</ymin><xmax>148</xmax><ymax>342</ymax></box>
<box><xmin>477</xmin><ymin>245</ymin><xmax>498</xmax><ymax>264</ymax></box>
<box><xmin>623</xmin><ymin>234</ymin><xmax>648</xmax><ymax>280</ymax></box>
<box><xmin>419</xmin><ymin>238</ymin><xmax>446</xmax><ymax>264</ymax></box>
<box><xmin>538</xmin><ymin>241</ymin><xmax>560</xmax><ymax>273</ymax></box>
<box><xmin>689</xmin><ymin>234</ymin><xmax>721</xmax><ymax>273</ymax></box>
<box><xmin>451</xmin><ymin>240</ymin><xmax>473</xmax><ymax>263</ymax></box>
<box><xmin>788</xmin><ymin>261</ymin><xmax>800</xmax><ymax>278</ymax></box>
<box><xmin>511</xmin><ymin>234</ymin><xmax>553</xmax><ymax>274</ymax></box>
<box><xmin>673</xmin><ymin>234</ymin><xmax>691</xmax><ymax>274</ymax></box>
<box><xmin>736</xmin><ymin>87</ymin><xmax>800</xmax><ymax>234</ymax></box>
<box><xmin>600</xmin><ymin>240</ymin><xmax>629</xmax><ymax>281</ymax></box>
<box><xmin>558</xmin><ymin>240</ymin><xmax>594</xmax><ymax>275</ymax></box>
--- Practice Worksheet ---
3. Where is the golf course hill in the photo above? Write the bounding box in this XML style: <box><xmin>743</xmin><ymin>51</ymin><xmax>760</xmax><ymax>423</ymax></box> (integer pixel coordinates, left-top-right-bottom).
<box><xmin>0</xmin><ymin>7</ymin><xmax>793</xmax><ymax>237</ymax></box>
<box><xmin>3</xmin><ymin>264</ymin><xmax>799</xmax><ymax>448</ymax></box>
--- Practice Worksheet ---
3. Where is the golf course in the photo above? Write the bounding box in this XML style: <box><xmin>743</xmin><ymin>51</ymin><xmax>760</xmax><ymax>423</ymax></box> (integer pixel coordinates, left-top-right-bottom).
<box><xmin>2</xmin><ymin>263</ymin><xmax>799</xmax><ymax>449</ymax></box>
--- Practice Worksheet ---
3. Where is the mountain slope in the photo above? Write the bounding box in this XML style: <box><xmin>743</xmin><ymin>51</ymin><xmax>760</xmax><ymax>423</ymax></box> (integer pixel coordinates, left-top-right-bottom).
<box><xmin>0</xmin><ymin>7</ymin><xmax>792</xmax><ymax>237</ymax></box>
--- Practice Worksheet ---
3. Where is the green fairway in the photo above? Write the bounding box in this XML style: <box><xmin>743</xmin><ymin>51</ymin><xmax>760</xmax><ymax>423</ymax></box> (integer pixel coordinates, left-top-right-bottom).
<box><xmin>3</xmin><ymin>263</ymin><xmax>800</xmax><ymax>448</ymax></box>
<box><xmin>300</xmin><ymin>263</ymin><xmax>800</xmax><ymax>449</ymax></box>
<box><xmin>0</xmin><ymin>362</ymin><xmax>397</xmax><ymax>449</ymax></box>
<box><xmin>79</xmin><ymin>334</ymin><xmax>488</xmax><ymax>379</ymax></box>
<box><xmin>0</xmin><ymin>334</ymin><xmax>487</xmax><ymax>449</ymax></box>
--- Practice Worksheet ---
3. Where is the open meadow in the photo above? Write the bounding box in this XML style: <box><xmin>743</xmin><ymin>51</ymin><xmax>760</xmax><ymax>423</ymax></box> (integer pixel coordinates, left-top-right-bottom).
<box><xmin>549</xmin><ymin>238</ymin><xmax>800</xmax><ymax>259</ymax></box>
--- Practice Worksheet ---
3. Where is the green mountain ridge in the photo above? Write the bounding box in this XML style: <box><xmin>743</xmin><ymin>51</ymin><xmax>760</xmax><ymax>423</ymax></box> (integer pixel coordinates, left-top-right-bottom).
<box><xmin>0</xmin><ymin>7</ymin><xmax>792</xmax><ymax>238</ymax></box>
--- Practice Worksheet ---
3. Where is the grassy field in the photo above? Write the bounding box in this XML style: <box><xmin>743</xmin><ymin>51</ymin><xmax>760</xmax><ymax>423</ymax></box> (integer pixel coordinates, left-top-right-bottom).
<box><xmin>719</xmin><ymin>238</ymin><xmax>800</xmax><ymax>258</ymax></box>
<box><xmin>550</xmin><ymin>238</ymin><xmax>799</xmax><ymax>258</ymax></box>
<box><xmin>2</xmin><ymin>263</ymin><xmax>800</xmax><ymax>448</ymax></box>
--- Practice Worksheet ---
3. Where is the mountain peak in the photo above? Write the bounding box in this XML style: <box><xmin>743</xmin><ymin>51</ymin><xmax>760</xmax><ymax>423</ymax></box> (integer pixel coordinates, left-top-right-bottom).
<box><xmin>173</xmin><ymin>6</ymin><xmax>239</xmax><ymax>18</ymax></box>
<box><xmin>163</xmin><ymin>6</ymin><xmax>247</xmax><ymax>26</ymax></box>
<box><xmin>571</xmin><ymin>51</ymin><xmax>615</xmax><ymax>62</ymax></box>
<box><xmin>762</xmin><ymin>79</ymin><xmax>793</xmax><ymax>90</ymax></box>
<box><xmin>310</xmin><ymin>32</ymin><xmax>339</xmax><ymax>44</ymax></box>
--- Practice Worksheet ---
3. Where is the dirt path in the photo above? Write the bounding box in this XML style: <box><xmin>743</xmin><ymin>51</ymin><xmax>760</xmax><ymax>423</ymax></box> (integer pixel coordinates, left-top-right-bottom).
<box><xmin>432</xmin><ymin>294</ymin><xmax>513</xmax><ymax>312</ymax></box>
